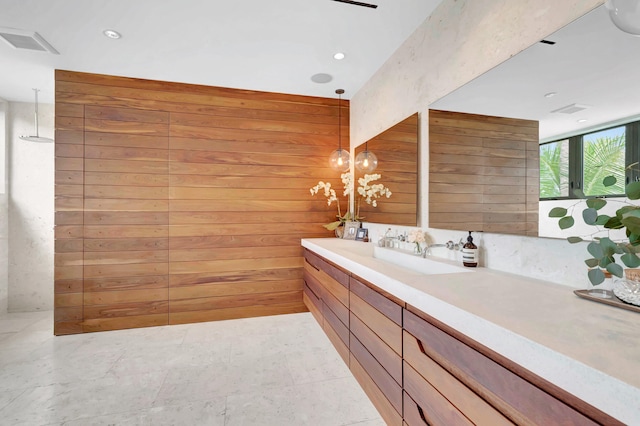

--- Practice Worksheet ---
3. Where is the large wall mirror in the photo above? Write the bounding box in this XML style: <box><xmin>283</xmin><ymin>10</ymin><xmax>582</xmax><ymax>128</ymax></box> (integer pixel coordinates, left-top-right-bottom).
<box><xmin>429</xmin><ymin>4</ymin><xmax>640</xmax><ymax>239</ymax></box>
<box><xmin>355</xmin><ymin>113</ymin><xmax>418</xmax><ymax>226</ymax></box>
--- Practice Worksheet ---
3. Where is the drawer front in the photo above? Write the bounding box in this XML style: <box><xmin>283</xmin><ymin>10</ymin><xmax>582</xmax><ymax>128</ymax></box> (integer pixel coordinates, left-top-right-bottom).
<box><xmin>403</xmin><ymin>330</ymin><xmax>513</xmax><ymax>425</ymax></box>
<box><xmin>322</xmin><ymin>284</ymin><xmax>349</xmax><ymax>326</ymax></box>
<box><xmin>324</xmin><ymin>315</ymin><xmax>349</xmax><ymax>366</ymax></box>
<box><xmin>351</xmin><ymin>311</ymin><xmax>401</xmax><ymax>385</ymax></box>
<box><xmin>351</xmin><ymin>292</ymin><xmax>402</xmax><ymax>355</ymax></box>
<box><xmin>324</xmin><ymin>300</ymin><xmax>349</xmax><ymax>347</ymax></box>
<box><xmin>350</xmin><ymin>276</ymin><xmax>403</xmax><ymax>325</ymax></box>
<box><xmin>350</xmin><ymin>332</ymin><xmax>402</xmax><ymax>415</ymax></box>
<box><xmin>351</xmin><ymin>353</ymin><xmax>403</xmax><ymax>426</ymax></box>
<box><xmin>404</xmin><ymin>362</ymin><xmax>476</xmax><ymax>426</ymax></box>
<box><xmin>304</xmin><ymin>261</ymin><xmax>349</xmax><ymax>306</ymax></box>
<box><xmin>303</xmin><ymin>249</ymin><xmax>349</xmax><ymax>288</ymax></box>
<box><xmin>404</xmin><ymin>309</ymin><xmax>599</xmax><ymax>426</ymax></box>
<box><xmin>303</xmin><ymin>283</ymin><xmax>323</xmax><ymax>327</ymax></box>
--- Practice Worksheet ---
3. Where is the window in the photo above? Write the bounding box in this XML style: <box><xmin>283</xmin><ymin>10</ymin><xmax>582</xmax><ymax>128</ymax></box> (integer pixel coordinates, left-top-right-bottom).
<box><xmin>540</xmin><ymin>121</ymin><xmax>639</xmax><ymax>199</ymax></box>
<box><xmin>540</xmin><ymin>139</ymin><xmax>569</xmax><ymax>198</ymax></box>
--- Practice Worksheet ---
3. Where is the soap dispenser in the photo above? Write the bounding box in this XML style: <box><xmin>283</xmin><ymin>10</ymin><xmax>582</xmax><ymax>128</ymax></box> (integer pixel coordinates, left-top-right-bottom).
<box><xmin>462</xmin><ymin>231</ymin><xmax>478</xmax><ymax>267</ymax></box>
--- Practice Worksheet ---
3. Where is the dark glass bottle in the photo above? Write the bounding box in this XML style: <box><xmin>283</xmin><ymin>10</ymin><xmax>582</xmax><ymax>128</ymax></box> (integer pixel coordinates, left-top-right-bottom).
<box><xmin>462</xmin><ymin>231</ymin><xmax>478</xmax><ymax>267</ymax></box>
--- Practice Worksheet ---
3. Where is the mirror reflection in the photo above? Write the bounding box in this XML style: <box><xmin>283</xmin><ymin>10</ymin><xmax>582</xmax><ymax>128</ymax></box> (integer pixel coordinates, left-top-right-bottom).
<box><xmin>355</xmin><ymin>113</ymin><xmax>418</xmax><ymax>226</ymax></box>
<box><xmin>429</xmin><ymin>5</ymin><xmax>640</xmax><ymax>239</ymax></box>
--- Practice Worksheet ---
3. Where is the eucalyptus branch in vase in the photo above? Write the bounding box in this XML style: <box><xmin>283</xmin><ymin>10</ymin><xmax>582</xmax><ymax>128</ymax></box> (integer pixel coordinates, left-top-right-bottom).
<box><xmin>549</xmin><ymin>175</ymin><xmax>640</xmax><ymax>285</ymax></box>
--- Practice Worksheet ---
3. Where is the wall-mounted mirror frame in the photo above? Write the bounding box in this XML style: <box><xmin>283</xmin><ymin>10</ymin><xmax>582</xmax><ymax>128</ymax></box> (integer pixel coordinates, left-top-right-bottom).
<box><xmin>428</xmin><ymin>5</ymin><xmax>640</xmax><ymax>239</ymax></box>
<box><xmin>354</xmin><ymin>113</ymin><xmax>418</xmax><ymax>226</ymax></box>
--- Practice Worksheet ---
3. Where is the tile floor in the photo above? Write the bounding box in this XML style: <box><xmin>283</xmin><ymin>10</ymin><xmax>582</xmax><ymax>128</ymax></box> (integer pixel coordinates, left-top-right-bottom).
<box><xmin>0</xmin><ymin>311</ymin><xmax>384</xmax><ymax>425</ymax></box>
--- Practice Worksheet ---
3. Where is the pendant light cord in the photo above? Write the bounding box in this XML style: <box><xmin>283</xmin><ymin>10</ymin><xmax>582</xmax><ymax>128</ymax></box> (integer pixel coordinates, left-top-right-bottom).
<box><xmin>336</xmin><ymin>89</ymin><xmax>345</xmax><ymax>151</ymax></box>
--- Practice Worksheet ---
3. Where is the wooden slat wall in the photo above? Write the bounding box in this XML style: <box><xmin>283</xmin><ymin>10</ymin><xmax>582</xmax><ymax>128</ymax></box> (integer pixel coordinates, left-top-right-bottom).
<box><xmin>429</xmin><ymin>110</ymin><xmax>539</xmax><ymax>236</ymax></box>
<box><xmin>54</xmin><ymin>102</ymin><xmax>85</xmax><ymax>334</ymax></box>
<box><xmin>54</xmin><ymin>70</ymin><xmax>344</xmax><ymax>334</ymax></box>
<box><xmin>355</xmin><ymin>114</ymin><xmax>418</xmax><ymax>226</ymax></box>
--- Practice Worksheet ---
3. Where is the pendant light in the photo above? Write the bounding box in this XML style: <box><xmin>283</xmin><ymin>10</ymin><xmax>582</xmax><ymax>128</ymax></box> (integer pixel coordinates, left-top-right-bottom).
<box><xmin>355</xmin><ymin>141</ymin><xmax>378</xmax><ymax>172</ymax></box>
<box><xmin>328</xmin><ymin>89</ymin><xmax>351</xmax><ymax>172</ymax></box>
<box><xmin>605</xmin><ymin>0</ymin><xmax>640</xmax><ymax>36</ymax></box>
<box><xmin>20</xmin><ymin>88</ymin><xmax>53</xmax><ymax>143</ymax></box>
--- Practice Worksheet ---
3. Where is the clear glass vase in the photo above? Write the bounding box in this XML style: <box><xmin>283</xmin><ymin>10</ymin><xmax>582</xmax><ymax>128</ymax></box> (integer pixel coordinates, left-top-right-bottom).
<box><xmin>587</xmin><ymin>276</ymin><xmax>614</xmax><ymax>299</ymax></box>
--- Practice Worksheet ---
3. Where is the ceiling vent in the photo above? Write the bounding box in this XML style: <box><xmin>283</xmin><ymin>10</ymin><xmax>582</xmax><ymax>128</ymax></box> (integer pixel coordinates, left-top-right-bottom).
<box><xmin>0</xmin><ymin>27</ymin><xmax>59</xmax><ymax>54</ymax></box>
<box><xmin>332</xmin><ymin>0</ymin><xmax>378</xmax><ymax>9</ymax></box>
<box><xmin>551</xmin><ymin>103</ymin><xmax>590</xmax><ymax>114</ymax></box>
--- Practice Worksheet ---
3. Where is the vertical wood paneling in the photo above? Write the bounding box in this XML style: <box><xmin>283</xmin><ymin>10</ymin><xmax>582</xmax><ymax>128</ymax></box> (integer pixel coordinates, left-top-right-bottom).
<box><xmin>54</xmin><ymin>70</ymin><xmax>343</xmax><ymax>333</ymax></box>
<box><xmin>355</xmin><ymin>114</ymin><xmax>418</xmax><ymax>226</ymax></box>
<box><xmin>428</xmin><ymin>110</ymin><xmax>539</xmax><ymax>236</ymax></box>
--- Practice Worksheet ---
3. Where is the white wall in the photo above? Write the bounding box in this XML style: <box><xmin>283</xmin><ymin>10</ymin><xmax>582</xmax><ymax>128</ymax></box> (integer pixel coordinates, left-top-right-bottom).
<box><xmin>0</xmin><ymin>100</ymin><xmax>8</xmax><ymax>313</ymax></box>
<box><xmin>353</xmin><ymin>0</ymin><xmax>604</xmax><ymax>289</ymax></box>
<box><xmin>8</xmin><ymin>102</ymin><xmax>54</xmax><ymax>312</ymax></box>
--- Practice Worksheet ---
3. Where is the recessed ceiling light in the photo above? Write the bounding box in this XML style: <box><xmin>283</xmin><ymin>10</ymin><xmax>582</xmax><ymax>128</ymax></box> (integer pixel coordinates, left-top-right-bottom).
<box><xmin>544</xmin><ymin>92</ymin><xmax>557</xmax><ymax>98</ymax></box>
<box><xmin>577</xmin><ymin>119</ymin><xmax>588</xmax><ymax>123</ymax></box>
<box><xmin>311</xmin><ymin>73</ymin><xmax>333</xmax><ymax>84</ymax></box>
<box><xmin>333</xmin><ymin>52</ymin><xmax>345</xmax><ymax>60</ymax></box>
<box><xmin>103</xmin><ymin>29</ymin><xmax>121</xmax><ymax>39</ymax></box>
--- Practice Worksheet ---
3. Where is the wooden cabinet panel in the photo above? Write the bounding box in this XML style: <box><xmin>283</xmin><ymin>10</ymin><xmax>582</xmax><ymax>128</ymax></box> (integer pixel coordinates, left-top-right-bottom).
<box><xmin>350</xmin><ymin>292</ymin><xmax>402</xmax><ymax>355</ymax></box>
<box><xmin>303</xmin><ymin>283</ymin><xmax>322</xmax><ymax>327</ymax></box>
<box><xmin>404</xmin><ymin>309</ymin><xmax>603</xmax><ymax>426</ymax></box>
<box><xmin>403</xmin><ymin>330</ymin><xmax>512</xmax><ymax>425</ymax></box>
<box><xmin>303</xmin><ymin>260</ymin><xmax>349</xmax><ymax>307</ymax></box>
<box><xmin>351</xmin><ymin>312</ymin><xmax>401</xmax><ymax>385</ymax></box>
<box><xmin>350</xmin><ymin>333</ymin><xmax>402</xmax><ymax>415</ymax></box>
<box><xmin>350</xmin><ymin>354</ymin><xmax>403</xmax><ymax>426</ymax></box>
<box><xmin>303</xmin><ymin>249</ymin><xmax>349</xmax><ymax>288</ymax></box>
<box><xmin>324</xmin><ymin>301</ymin><xmax>349</xmax><ymax>347</ymax></box>
<box><xmin>324</xmin><ymin>315</ymin><xmax>349</xmax><ymax>366</ymax></box>
<box><xmin>350</xmin><ymin>275</ymin><xmax>403</xmax><ymax>325</ymax></box>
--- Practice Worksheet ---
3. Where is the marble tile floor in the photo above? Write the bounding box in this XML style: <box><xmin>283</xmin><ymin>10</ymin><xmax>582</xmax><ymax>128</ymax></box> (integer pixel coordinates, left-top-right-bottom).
<box><xmin>0</xmin><ymin>311</ymin><xmax>384</xmax><ymax>426</ymax></box>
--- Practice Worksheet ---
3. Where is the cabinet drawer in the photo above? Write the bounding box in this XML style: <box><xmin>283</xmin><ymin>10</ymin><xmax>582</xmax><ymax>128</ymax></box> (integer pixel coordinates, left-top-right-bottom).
<box><xmin>324</xmin><ymin>314</ymin><xmax>349</xmax><ymax>366</ymax></box>
<box><xmin>351</xmin><ymin>353</ymin><xmax>403</xmax><ymax>426</ymax></box>
<box><xmin>324</xmin><ymin>300</ymin><xmax>349</xmax><ymax>347</ymax></box>
<box><xmin>403</xmin><ymin>330</ymin><xmax>513</xmax><ymax>425</ymax></box>
<box><xmin>351</xmin><ymin>292</ymin><xmax>402</xmax><ymax>355</ymax></box>
<box><xmin>303</xmin><ymin>249</ymin><xmax>349</xmax><ymax>288</ymax></box>
<box><xmin>404</xmin><ymin>308</ymin><xmax>601</xmax><ymax>426</ymax></box>
<box><xmin>350</xmin><ymin>332</ymin><xmax>402</xmax><ymax>415</ymax></box>
<box><xmin>304</xmin><ymin>261</ymin><xmax>349</xmax><ymax>306</ymax></box>
<box><xmin>303</xmin><ymin>283</ymin><xmax>322</xmax><ymax>326</ymax></box>
<box><xmin>322</xmin><ymin>284</ymin><xmax>349</xmax><ymax>326</ymax></box>
<box><xmin>350</xmin><ymin>275</ymin><xmax>403</xmax><ymax>325</ymax></box>
<box><xmin>403</xmin><ymin>388</ymin><xmax>472</xmax><ymax>426</ymax></box>
<box><xmin>351</xmin><ymin>311</ymin><xmax>401</xmax><ymax>385</ymax></box>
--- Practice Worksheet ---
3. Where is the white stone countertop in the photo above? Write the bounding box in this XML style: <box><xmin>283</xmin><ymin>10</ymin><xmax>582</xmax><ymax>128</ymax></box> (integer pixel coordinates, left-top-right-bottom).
<box><xmin>302</xmin><ymin>238</ymin><xmax>640</xmax><ymax>424</ymax></box>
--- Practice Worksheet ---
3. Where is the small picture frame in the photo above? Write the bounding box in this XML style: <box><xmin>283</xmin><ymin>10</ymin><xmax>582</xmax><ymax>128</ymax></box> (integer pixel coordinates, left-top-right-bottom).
<box><xmin>342</xmin><ymin>221</ymin><xmax>361</xmax><ymax>240</ymax></box>
<box><xmin>355</xmin><ymin>228</ymin><xmax>368</xmax><ymax>241</ymax></box>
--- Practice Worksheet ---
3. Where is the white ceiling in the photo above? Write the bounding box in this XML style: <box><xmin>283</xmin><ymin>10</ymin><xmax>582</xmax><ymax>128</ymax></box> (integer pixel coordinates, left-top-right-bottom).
<box><xmin>431</xmin><ymin>4</ymin><xmax>640</xmax><ymax>141</ymax></box>
<box><xmin>0</xmin><ymin>0</ymin><xmax>443</xmax><ymax>104</ymax></box>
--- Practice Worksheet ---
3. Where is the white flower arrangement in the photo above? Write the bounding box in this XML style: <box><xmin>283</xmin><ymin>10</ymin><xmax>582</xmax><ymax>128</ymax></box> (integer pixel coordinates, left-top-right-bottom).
<box><xmin>310</xmin><ymin>172</ymin><xmax>392</xmax><ymax>231</ymax></box>
<box><xmin>357</xmin><ymin>173</ymin><xmax>392</xmax><ymax>209</ymax></box>
<box><xmin>407</xmin><ymin>228</ymin><xmax>426</xmax><ymax>253</ymax></box>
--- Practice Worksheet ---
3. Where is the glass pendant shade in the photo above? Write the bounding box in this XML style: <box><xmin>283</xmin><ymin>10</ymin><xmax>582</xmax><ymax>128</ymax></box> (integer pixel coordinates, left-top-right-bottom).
<box><xmin>355</xmin><ymin>149</ymin><xmax>378</xmax><ymax>172</ymax></box>
<box><xmin>606</xmin><ymin>0</ymin><xmax>640</xmax><ymax>36</ymax></box>
<box><xmin>329</xmin><ymin>88</ymin><xmax>350</xmax><ymax>172</ymax></box>
<box><xmin>329</xmin><ymin>148</ymin><xmax>351</xmax><ymax>172</ymax></box>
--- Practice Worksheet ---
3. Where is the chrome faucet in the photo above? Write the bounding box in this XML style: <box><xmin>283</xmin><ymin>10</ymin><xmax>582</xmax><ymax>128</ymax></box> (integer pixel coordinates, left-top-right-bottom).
<box><xmin>422</xmin><ymin>243</ymin><xmax>445</xmax><ymax>257</ymax></box>
<box><xmin>422</xmin><ymin>239</ymin><xmax>464</xmax><ymax>257</ymax></box>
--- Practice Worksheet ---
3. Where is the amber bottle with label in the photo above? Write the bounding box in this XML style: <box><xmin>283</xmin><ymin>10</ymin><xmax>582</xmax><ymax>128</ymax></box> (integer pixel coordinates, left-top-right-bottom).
<box><xmin>462</xmin><ymin>231</ymin><xmax>478</xmax><ymax>267</ymax></box>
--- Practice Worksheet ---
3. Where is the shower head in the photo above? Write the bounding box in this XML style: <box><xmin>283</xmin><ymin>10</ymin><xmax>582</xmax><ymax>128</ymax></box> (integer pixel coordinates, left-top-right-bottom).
<box><xmin>19</xmin><ymin>88</ymin><xmax>53</xmax><ymax>143</ymax></box>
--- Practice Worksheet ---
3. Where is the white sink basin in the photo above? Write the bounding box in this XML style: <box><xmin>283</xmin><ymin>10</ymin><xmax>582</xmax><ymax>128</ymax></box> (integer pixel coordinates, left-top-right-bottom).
<box><xmin>373</xmin><ymin>245</ymin><xmax>472</xmax><ymax>275</ymax></box>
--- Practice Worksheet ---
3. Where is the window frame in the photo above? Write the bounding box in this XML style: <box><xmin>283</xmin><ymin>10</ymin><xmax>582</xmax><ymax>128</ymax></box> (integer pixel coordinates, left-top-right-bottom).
<box><xmin>539</xmin><ymin>121</ymin><xmax>637</xmax><ymax>200</ymax></box>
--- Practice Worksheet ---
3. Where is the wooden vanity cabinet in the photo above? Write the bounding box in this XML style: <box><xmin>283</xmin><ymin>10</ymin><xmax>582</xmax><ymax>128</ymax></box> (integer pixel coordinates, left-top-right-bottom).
<box><xmin>302</xmin><ymin>248</ymin><xmax>621</xmax><ymax>426</ymax></box>
<box><xmin>302</xmin><ymin>249</ymin><xmax>350</xmax><ymax>364</ymax></box>
<box><xmin>403</xmin><ymin>306</ymin><xmax>621</xmax><ymax>426</ymax></box>
<box><xmin>349</xmin><ymin>275</ymin><xmax>404</xmax><ymax>426</ymax></box>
